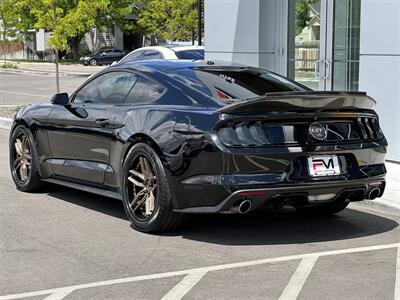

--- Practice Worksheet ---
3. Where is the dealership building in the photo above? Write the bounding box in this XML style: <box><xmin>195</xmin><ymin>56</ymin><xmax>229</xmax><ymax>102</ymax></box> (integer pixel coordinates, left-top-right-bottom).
<box><xmin>204</xmin><ymin>0</ymin><xmax>399</xmax><ymax>162</ymax></box>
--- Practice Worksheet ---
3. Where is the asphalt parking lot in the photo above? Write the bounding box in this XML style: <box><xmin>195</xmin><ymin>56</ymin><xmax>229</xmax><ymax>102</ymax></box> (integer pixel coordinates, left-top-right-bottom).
<box><xmin>0</xmin><ymin>73</ymin><xmax>400</xmax><ymax>300</ymax></box>
<box><xmin>1</xmin><ymin>129</ymin><xmax>400</xmax><ymax>300</ymax></box>
<box><xmin>0</xmin><ymin>73</ymin><xmax>86</xmax><ymax>105</ymax></box>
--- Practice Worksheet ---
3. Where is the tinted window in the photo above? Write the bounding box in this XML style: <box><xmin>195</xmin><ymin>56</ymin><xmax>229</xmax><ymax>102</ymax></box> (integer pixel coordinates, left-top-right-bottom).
<box><xmin>113</xmin><ymin>49</ymin><xmax>123</xmax><ymax>54</ymax></box>
<box><xmin>119</xmin><ymin>50</ymin><xmax>143</xmax><ymax>63</ymax></box>
<box><xmin>75</xmin><ymin>72</ymin><xmax>137</xmax><ymax>104</ymax></box>
<box><xmin>141</xmin><ymin>50</ymin><xmax>163</xmax><ymax>60</ymax></box>
<box><xmin>170</xmin><ymin>68</ymin><xmax>307</xmax><ymax>99</ymax></box>
<box><xmin>175</xmin><ymin>49</ymin><xmax>204</xmax><ymax>60</ymax></box>
<box><xmin>124</xmin><ymin>77</ymin><xmax>164</xmax><ymax>104</ymax></box>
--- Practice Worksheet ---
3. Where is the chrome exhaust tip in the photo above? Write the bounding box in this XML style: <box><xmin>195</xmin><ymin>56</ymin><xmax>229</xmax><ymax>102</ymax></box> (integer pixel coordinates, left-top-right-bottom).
<box><xmin>368</xmin><ymin>188</ymin><xmax>381</xmax><ymax>200</ymax></box>
<box><xmin>238</xmin><ymin>199</ymin><xmax>252</xmax><ymax>214</ymax></box>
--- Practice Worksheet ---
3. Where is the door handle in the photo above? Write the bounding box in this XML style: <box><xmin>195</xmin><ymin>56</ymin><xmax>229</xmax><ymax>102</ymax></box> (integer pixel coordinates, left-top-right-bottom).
<box><xmin>323</xmin><ymin>59</ymin><xmax>330</xmax><ymax>80</ymax></box>
<box><xmin>95</xmin><ymin>118</ymin><xmax>110</xmax><ymax>127</ymax></box>
<box><xmin>314</xmin><ymin>59</ymin><xmax>322</xmax><ymax>79</ymax></box>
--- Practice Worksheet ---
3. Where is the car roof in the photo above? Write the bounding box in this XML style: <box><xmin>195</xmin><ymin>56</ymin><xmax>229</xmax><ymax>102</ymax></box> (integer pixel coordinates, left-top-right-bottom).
<box><xmin>128</xmin><ymin>46</ymin><xmax>205</xmax><ymax>59</ymax></box>
<box><xmin>163</xmin><ymin>45</ymin><xmax>205</xmax><ymax>52</ymax></box>
<box><xmin>114</xmin><ymin>59</ymin><xmax>248</xmax><ymax>73</ymax></box>
<box><xmin>130</xmin><ymin>46</ymin><xmax>176</xmax><ymax>59</ymax></box>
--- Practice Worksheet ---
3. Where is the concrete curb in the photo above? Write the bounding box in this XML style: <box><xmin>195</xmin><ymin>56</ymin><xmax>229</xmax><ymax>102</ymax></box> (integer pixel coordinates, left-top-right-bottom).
<box><xmin>359</xmin><ymin>199</ymin><xmax>400</xmax><ymax>213</ymax></box>
<box><xmin>0</xmin><ymin>68</ymin><xmax>92</xmax><ymax>78</ymax></box>
<box><xmin>0</xmin><ymin>117</ymin><xmax>12</xmax><ymax>130</ymax></box>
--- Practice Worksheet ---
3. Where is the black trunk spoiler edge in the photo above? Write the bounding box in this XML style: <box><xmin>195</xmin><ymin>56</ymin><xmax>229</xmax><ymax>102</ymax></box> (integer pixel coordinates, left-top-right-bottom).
<box><xmin>216</xmin><ymin>91</ymin><xmax>376</xmax><ymax>114</ymax></box>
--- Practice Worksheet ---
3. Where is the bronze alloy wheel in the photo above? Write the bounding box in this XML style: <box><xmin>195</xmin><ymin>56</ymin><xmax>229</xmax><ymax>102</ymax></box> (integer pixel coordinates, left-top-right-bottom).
<box><xmin>127</xmin><ymin>155</ymin><xmax>157</xmax><ymax>220</ymax></box>
<box><xmin>12</xmin><ymin>134</ymin><xmax>32</xmax><ymax>183</ymax></box>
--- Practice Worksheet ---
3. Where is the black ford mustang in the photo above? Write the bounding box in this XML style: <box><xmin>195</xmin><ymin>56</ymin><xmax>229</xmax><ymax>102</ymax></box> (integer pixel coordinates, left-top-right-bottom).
<box><xmin>9</xmin><ymin>60</ymin><xmax>387</xmax><ymax>232</ymax></box>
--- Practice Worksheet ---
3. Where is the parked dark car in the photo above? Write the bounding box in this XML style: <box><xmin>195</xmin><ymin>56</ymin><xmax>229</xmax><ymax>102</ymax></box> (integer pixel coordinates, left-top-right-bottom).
<box><xmin>9</xmin><ymin>60</ymin><xmax>387</xmax><ymax>233</ymax></box>
<box><xmin>79</xmin><ymin>49</ymin><xmax>126</xmax><ymax>66</ymax></box>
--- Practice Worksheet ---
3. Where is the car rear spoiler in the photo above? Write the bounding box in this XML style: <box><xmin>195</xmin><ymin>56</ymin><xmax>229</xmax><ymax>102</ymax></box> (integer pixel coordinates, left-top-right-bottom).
<box><xmin>216</xmin><ymin>91</ymin><xmax>376</xmax><ymax>114</ymax></box>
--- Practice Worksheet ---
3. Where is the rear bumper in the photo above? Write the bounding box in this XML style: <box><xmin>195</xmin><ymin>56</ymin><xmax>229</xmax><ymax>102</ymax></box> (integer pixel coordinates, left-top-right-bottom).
<box><xmin>174</xmin><ymin>176</ymin><xmax>386</xmax><ymax>213</ymax></box>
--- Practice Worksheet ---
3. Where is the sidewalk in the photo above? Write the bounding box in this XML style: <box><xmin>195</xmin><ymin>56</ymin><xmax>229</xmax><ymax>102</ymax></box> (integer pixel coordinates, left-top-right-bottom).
<box><xmin>0</xmin><ymin>61</ymin><xmax>106</xmax><ymax>77</ymax></box>
<box><xmin>362</xmin><ymin>161</ymin><xmax>400</xmax><ymax>212</ymax></box>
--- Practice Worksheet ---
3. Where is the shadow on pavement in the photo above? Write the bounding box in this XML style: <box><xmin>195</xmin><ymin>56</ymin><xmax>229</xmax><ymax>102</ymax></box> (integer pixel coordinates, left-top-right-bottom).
<box><xmin>44</xmin><ymin>183</ymin><xmax>127</xmax><ymax>220</ymax></box>
<box><xmin>177</xmin><ymin>208</ymin><xmax>399</xmax><ymax>245</ymax></box>
<box><xmin>43</xmin><ymin>183</ymin><xmax>398</xmax><ymax>246</ymax></box>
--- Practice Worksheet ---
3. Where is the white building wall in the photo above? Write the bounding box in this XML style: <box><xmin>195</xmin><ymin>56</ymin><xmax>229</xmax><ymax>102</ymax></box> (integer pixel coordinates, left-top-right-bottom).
<box><xmin>204</xmin><ymin>0</ymin><xmax>286</xmax><ymax>73</ymax></box>
<box><xmin>359</xmin><ymin>0</ymin><xmax>400</xmax><ymax>161</ymax></box>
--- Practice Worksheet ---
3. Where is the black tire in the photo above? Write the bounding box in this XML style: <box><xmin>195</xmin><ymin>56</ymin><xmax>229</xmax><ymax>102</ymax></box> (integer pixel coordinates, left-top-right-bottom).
<box><xmin>121</xmin><ymin>143</ymin><xmax>183</xmax><ymax>233</ymax></box>
<box><xmin>9</xmin><ymin>125</ymin><xmax>42</xmax><ymax>192</ymax></box>
<box><xmin>89</xmin><ymin>58</ymin><xmax>98</xmax><ymax>66</ymax></box>
<box><xmin>296</xmin><ymin>199</ymin><xmax>350</xmax><ymax>216</ymax></box>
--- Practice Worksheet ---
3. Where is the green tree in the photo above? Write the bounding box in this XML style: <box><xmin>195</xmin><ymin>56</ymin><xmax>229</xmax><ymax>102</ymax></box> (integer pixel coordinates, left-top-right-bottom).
<box><xmin>137</xmin><ymin>0</ymin><xmax>198</xmax><ymax>42</ymax></box>
<box><xmin>17</xmin><ymin>0</ymin><xmax>134</xmax><ymax>58</ymax></box>
<box><xmin>0</xmin><ymin>0</ymin><xmax>19</xmax><ymax>64</ymax></box>
<box><xmin>295</xmin><ymin>0</ymin><xmax>318</xmax><ymax>36</ymax></box>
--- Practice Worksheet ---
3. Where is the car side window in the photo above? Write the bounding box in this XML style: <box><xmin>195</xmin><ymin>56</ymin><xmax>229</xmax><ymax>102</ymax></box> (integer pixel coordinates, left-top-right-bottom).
<box><xmin>124</xmin><ymin>76</ymin><xmax>164</xmax><ymax>104</ymax></box>
<box><xmin>119</xmin><ymin>51</ymin><xmax>143</xmax><ymax>63</ymax></box>
<box><xmin>141</xmin><ymin>50</ymin><xmax>163</xmax><ymax>60</ymax></box>
<box><xmin>74</xmin><ymin>72</ymin><xmax>137</xmax><ymax>104</ymax></box>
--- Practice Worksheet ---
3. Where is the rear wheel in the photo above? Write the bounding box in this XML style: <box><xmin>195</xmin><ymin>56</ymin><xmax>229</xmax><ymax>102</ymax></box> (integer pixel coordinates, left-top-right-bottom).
<box><xmin>121</xmin><ymin>143</ymin><xmax>183</xmax><ymax>233</ymax></box>
<box><xmin>296</xmin><ymin>199</ymin><xmax>350</xmax><ymax>216</ymax></box>
<box><xmin>9</xmin><ymin>125</ymin><xmax>41</xmax><ymax>192</ymax></box>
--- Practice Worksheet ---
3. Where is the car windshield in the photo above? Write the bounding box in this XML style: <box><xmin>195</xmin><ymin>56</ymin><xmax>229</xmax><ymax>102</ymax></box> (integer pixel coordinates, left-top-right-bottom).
<box><xmin>174</xmin><ymin>49</ymin><xmax>205</xmax><ymax>60</ymax></box>
<box><xmin>170</xmin><ymin>67</ymin><xmax>307</xmax><ymax>99</ymax></box>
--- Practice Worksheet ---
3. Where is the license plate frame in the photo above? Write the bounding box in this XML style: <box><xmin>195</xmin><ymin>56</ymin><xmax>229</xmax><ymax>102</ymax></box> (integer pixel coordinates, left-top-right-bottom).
<box><xmin>307</xmin><ymin>155</ymin><xmax>341</xmax><ymax>177</ymax></box>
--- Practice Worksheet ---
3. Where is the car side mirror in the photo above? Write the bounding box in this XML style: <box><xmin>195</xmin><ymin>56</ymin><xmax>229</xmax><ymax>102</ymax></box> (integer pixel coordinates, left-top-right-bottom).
<box><xmin>51</xmin><ymin>93</ymin><xmax>69</xmax><ymax>106</ymax></box>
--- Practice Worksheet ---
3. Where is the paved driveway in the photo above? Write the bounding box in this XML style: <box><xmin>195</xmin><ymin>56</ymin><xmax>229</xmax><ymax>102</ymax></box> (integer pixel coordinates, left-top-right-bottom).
<box><xmin>0</xmin><ymin>128</ymin><xmax>399</xmax><ymax>300</ymax></box>
<box><xmin>0</xmin><ymin>74</ymin><xmax>87</xmax><ymax>106</ymax></box>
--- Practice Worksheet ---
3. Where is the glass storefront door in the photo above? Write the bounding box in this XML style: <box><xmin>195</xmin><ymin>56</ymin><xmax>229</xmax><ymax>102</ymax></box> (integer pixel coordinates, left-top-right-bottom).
<box><xmin>287</xmin><ymin>0</ymin><xmax>361</xmax><ymax>91</ymax></box>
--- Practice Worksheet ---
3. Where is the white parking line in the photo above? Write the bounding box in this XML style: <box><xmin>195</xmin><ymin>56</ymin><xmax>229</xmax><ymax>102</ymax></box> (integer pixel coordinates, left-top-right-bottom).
<box><xmin>161</xmin><ymin>270</ymin><xmax>208</xmax><ymax>300</ymax></box>
<box><xmin>42</xmin><ymin>288</ymin><xmax>76</xmax><ymax>300</ymax></box>
<box><xmin>279</xmin><ymin>256</ymin><xmax>318</xmax><ymax>300</ymax></box>
<box><xmin>395</xmin><ymin>246</ymin><xmax>400</xmax><ymax>300</ymax></box>
<box><xmin>0</xmin><ymin>243</ymin><xmax>399</xmax><ymax>300</ymax></box>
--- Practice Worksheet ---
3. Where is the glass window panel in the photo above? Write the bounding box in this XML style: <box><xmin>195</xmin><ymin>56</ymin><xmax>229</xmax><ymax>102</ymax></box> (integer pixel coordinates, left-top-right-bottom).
<box><xmin>332</xmin><ymin>0</ymin><xmax>361</xmax><ymax>91</ymax></box>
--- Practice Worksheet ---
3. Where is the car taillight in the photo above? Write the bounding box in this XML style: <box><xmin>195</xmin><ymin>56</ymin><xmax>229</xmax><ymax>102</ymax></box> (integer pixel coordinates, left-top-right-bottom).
<box><xmin>217</xmin><ymin>122</ymin><xmax>270</xmax><ymax>147</ymax></box>
<box><xmin>357</xmin><ymin>117</ymin><xmax>383</xmax><ymax>140</ymax></box>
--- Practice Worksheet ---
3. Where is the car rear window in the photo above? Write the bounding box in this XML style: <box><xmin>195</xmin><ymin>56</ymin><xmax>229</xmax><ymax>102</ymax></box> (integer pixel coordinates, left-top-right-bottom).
<box><xmin>174</xmin><ymin>49</ymin><xmax>205</xmax><ymax>60</ymax></box>
<box><xmin>170</xmin><ymin>68</ymin><xmax>307</xmax><ymax>99</ymax></box>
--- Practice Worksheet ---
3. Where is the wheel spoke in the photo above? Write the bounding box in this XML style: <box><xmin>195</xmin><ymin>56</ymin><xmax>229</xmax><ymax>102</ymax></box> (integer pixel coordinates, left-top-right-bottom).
<box><xmin>139</xmin><ymin>157</ymin><xmax>148</xmax><ymax>178</ymax></box>
<box><xmin>133</xmin><ymin>193</ymin><xmax>148</xmax><ymax>212</ymax></box>
<box><xmin>130</xmin><ymin>189</ymin><xmax>146</xmax><ymax>207</ymax></box>
<box><xmin>145</xmin><ymin>190</ymin><xmax>155</xmax><ymax>216</ymax></box>
<box><xmin>14</xmin><ymin>157</ymin><xmax>23</xmax><ymax>168</ymax></box>
<box><xmin>129</xmin><ymin>169</ymin><xmax>145</xmax><ymax>181</ymax></box>
<box><xmin>19</xmin><ymin>164</ymin><xmax>28</xmax><ymax>181</ymax></box>
<box><xmin>143</xmin><ymin>157</ymin><xmax>153</xmax><ymax>178</ymax></box>
<box><xmin>22</xmin><ymin>135</ymin><xmax>27</xmax><ymax>149</ymax></box>
<box><xmin>15</xmin><ymin>139</ymin><xmax>23</xmax><ymax>156</ymax></box>
<box><xmin>128</xmin><ymin>176</ymin><xmax>144</xmax><ymax>188</ymax></box>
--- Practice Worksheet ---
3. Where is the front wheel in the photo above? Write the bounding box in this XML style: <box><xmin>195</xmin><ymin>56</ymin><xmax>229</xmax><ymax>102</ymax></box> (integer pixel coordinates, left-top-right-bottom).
<box><xmin>121</xmin><ymin>143</ymin><xmax>183</xmax><ymax>233</ymax></box>
<box><xmin>9</xmin><ymin>125</ymin><xmax>41</xmax><ymax>192</ymax></box>
<box><xmin>89</xmin><ymin>58</ymin><xmax>98</xmax><ymax>66</ymax></box>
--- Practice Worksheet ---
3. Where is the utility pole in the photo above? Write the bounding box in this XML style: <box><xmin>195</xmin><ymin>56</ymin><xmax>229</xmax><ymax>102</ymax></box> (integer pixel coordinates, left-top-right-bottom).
<box><xmin>53</xmin><ymin>0</ymin><xmax>60</xmax><ymax>93</ymax></box>
<box><xmin>197</xmin><ymin>0</ymin><xmax>202</xmax><ymax>46</ymax></box>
